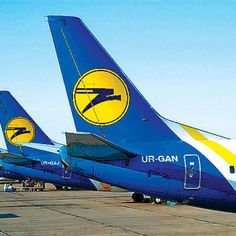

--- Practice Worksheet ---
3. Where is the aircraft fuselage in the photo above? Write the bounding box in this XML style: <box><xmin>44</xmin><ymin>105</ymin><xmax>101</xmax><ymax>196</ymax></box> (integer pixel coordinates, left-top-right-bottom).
<box><xmin>60</xmin><ymin>139</ymin><xmax>236</xmax><ymax>212</ymax></box>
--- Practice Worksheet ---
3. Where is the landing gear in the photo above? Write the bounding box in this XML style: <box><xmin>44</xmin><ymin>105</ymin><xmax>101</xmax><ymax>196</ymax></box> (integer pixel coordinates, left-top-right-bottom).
<box><xmin>54</xmin><ymin>185</ymin><xmax>63</xmax><ymax>190</ymax></box>
<box><xmin>150</xmin><ymin>196</ymin><xmax>163</xmax><ymax>204</ymax></box>
<box><xmin>64</xmin><ymin>186</ymin><xmax>72</xmax><ymax>191</ymax></box>
<box><xmin>132</xmin><ymin>192</ymin><xmax>144</xmax><ymax>202</ymax></box>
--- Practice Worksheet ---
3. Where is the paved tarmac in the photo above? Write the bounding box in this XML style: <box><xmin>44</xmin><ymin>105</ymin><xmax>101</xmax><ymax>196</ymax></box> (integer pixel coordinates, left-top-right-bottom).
<box><xmin>0</xmin><ymin>184</ymin><xmax>235</xmax><ymax>236</ymax></box>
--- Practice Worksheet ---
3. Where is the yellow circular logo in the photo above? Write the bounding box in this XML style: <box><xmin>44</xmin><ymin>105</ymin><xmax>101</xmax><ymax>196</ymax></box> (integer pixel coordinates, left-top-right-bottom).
<box><xmin>73</xmin><ymin>69</ymin><xmax>130</xmax><ymax>126</ymax></box>
<box><xmin>5</xmin><ymin>117</ymin><xmax>35</xmax><ymax>146</ymax></box>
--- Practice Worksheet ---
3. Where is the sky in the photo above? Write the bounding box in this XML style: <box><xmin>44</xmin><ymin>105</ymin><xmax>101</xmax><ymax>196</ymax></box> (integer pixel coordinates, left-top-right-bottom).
<box><xmin>0</xmin><ymin>0</ymin><xmax>236</xmax><ymax>148</ymax></box>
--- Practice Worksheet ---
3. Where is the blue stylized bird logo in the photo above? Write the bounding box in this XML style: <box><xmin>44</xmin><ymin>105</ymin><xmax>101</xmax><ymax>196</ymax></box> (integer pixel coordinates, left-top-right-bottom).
<box><xmin>75</xmin><ymin>88</ymin><xmax>121</xmax><ymax>113</ymax></box>
<box><xmin>6</xmin><ymin>127</ymin><xmax>30</xmax><ymax>140</ymax></box>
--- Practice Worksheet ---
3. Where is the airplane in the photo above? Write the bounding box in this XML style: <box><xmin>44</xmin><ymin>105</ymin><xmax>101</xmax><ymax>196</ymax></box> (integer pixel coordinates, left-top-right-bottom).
<box><xmin>0</xmin><ymin>91</ymin><xmax>110</xmax><ymax>191</ymax></box>
<box><xmin>27</xmin><ymin>15</ymin><xmax>236</xmax><ymax>212</ymax></box>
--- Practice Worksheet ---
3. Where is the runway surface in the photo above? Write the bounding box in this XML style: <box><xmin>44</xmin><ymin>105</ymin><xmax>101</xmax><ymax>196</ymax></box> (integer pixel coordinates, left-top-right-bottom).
<box><xmin>0</xmin><ymin>184</ymin><xmax>235</xmax><ymax>236</ymax></box>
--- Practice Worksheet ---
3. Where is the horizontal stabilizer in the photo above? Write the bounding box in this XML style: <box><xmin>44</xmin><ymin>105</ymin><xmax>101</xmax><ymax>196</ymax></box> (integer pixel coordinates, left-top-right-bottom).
<box><xmin>0</xmin><ymin>148</ymin><xmax>8</xmax><ymax>153</ymax></box>
<box><xmin>0</xmin><ymin>152</ymin><xmax>32</xmax><ymax>165</ymax></box>
<box><xmin>18</xmin><ymin>142</ymin><xmax>62</xmax><ymax>154</ymax></box>
<box><xmin>66</xmin><ymin>132</ymin><xmax>136</xmax><ymax>160</ymax></box>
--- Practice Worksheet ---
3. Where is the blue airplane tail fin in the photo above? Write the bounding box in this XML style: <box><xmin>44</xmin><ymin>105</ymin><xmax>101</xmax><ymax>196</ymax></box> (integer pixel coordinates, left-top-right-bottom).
<box><xmin>0</xmin><ymin>91</ymin><xmax>54</xmax><ymax>156</ymax></box>
<box><xmin>48</xmin><ymin>16</ymin><xmax>178</xmax><ymax>150</ymax></box>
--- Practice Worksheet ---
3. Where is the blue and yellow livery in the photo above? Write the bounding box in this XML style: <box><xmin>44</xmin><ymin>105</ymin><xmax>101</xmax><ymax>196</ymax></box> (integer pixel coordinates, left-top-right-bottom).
<box><xmin>47</xmin><ymin>15</ymin><xmax>236</xmax><ymax>212</ymax></box>
<box><xmin>0</xmin><ymin>91</ymin><xmax>109</xmax><ymax>191</ymax></box>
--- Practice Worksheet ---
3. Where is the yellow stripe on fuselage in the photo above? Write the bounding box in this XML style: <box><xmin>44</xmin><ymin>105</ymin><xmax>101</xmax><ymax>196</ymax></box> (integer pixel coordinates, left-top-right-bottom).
<box><xmin>181</xmin><ymin>125</ymin><xmax>236</xmax><ymax>166</ymax></box>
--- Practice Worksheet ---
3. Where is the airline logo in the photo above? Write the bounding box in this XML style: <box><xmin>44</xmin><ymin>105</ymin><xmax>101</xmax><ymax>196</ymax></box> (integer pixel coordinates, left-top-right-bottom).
<box><xmin>5</xmin><ymin>117</ymin><xmax>35</xmax><ymax>146</ymax></box>
<box><xmin>73</xmin><ymin>69</ymin><xmax>130</xmax><ymax>126</ymax></box>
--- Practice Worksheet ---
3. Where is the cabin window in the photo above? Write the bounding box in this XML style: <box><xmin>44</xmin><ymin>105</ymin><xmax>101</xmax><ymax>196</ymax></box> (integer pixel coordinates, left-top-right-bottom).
<box><xmin>229</xmin><ymin>166</ymin><xmax>235</xmax><ymax>174</ymax></box>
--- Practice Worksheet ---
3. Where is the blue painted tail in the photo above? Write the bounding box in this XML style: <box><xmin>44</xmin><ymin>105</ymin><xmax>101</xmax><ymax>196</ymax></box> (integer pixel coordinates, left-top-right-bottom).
<box><xmin>0</xmin><ymin>91</ymin><xmax>54</xmax><ymax>156</ymax></box>
<box><xmin>48</xmin><ymin>16</ymin><xmax>178</xmax><ymax>149</ymax></box>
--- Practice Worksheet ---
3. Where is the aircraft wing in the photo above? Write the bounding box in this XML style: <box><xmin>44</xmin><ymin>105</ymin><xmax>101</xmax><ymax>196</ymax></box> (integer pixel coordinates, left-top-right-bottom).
<box><xmin>65</xmin><ymin>132</ymin><xmax>136</xmax><ymax>161</ymax></box>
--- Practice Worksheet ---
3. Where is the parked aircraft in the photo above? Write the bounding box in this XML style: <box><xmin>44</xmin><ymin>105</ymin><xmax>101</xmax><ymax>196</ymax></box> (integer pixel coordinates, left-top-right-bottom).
<box><xmin>0</xmin><ymin>91</ymin><xmax>109</xmax><ymax>191</ymax></box>
<box><xmin>26</xmin><ymin>15</ymin><xmax>236</xmax><ymax>212</ymax></box>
